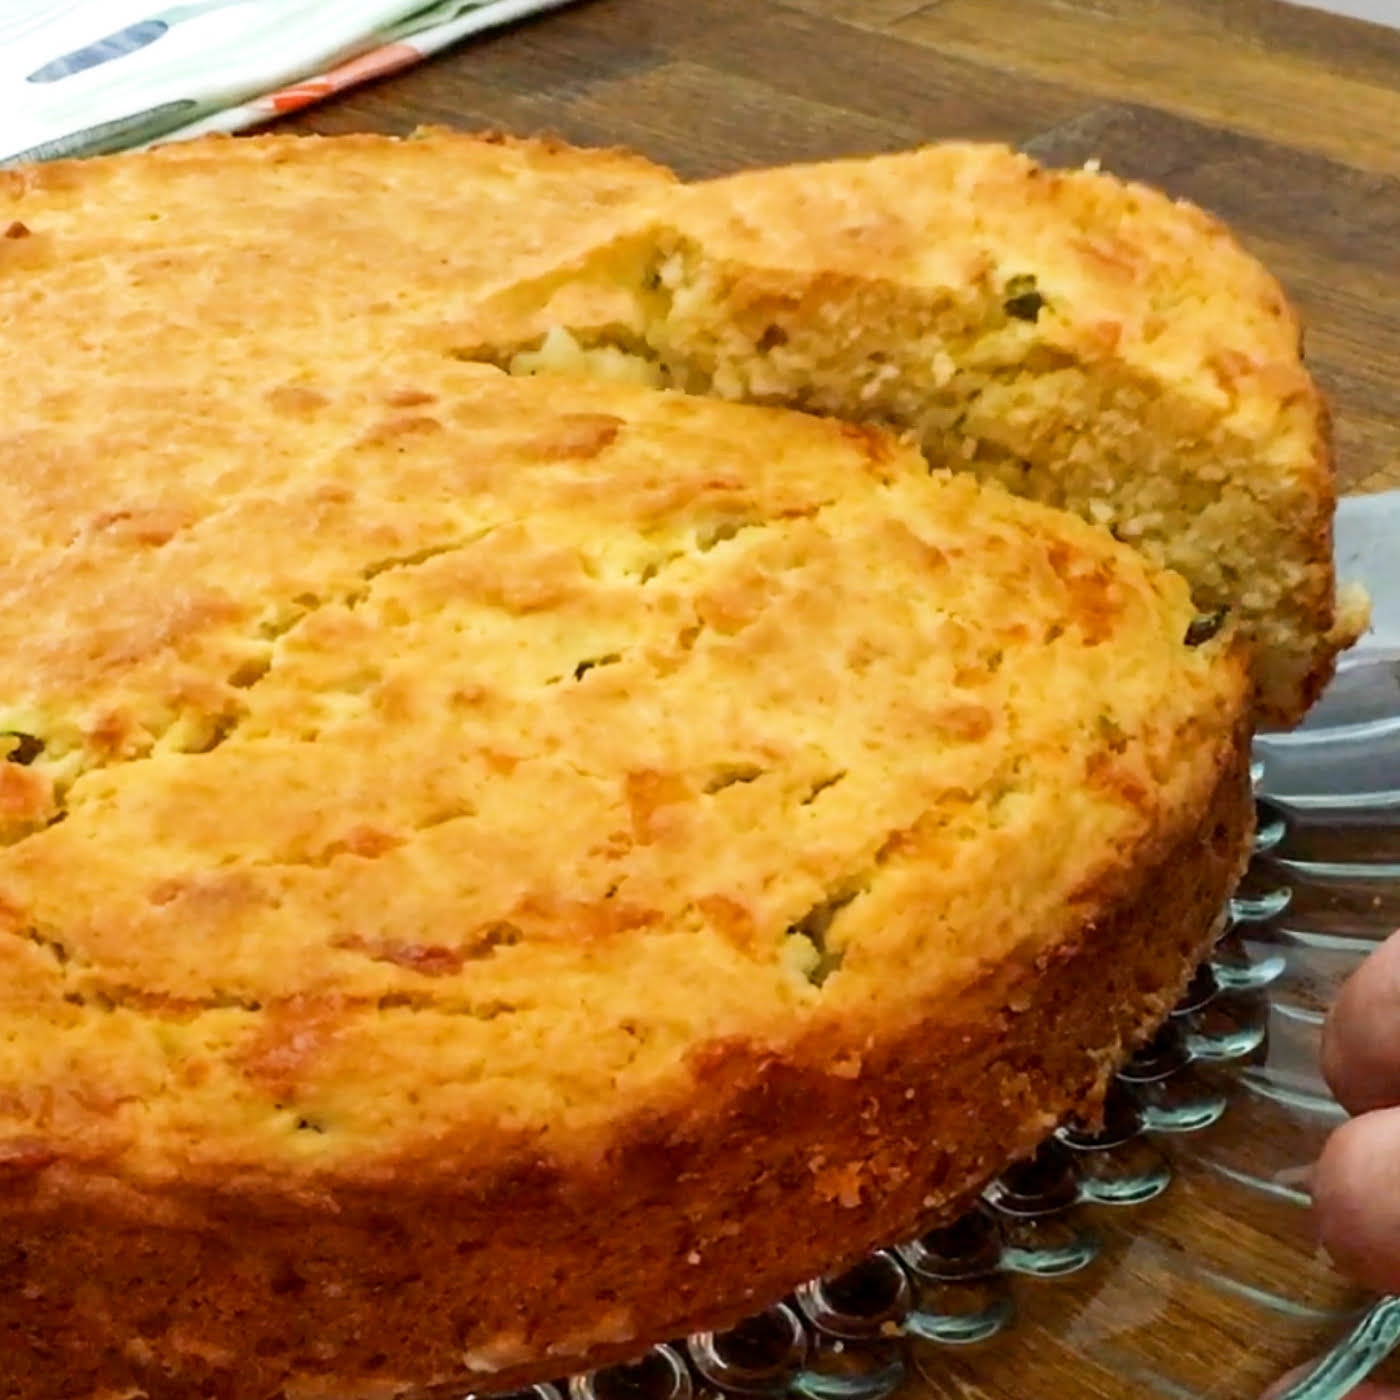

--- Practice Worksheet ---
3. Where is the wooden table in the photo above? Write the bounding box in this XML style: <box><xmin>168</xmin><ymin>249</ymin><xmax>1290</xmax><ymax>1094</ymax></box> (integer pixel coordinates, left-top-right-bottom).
<box><xmin>282</xmin><ymin>0</ymin><xmax>1400</xmax><ymax>499</ymax></box>
<box><xmin>278</xmin><ymin>4</ymin><xmax>1400</xmax><ymax>1396</ymax></box>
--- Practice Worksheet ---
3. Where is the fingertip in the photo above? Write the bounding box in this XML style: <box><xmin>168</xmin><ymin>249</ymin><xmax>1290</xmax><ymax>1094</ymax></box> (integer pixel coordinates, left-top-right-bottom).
<box><xmin>1323</xmin><ymin>930</ymin><xmax>1400</xmax><ymax>1116</ymax></box>
<box><xmin>1313</xmin><ymin>1105</ymin><xmax>1400</xmax><ymax>1295</ymax></box>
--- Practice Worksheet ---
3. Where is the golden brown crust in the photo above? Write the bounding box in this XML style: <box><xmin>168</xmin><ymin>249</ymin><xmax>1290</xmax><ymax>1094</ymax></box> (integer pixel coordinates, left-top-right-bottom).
<box><xmin>0</xmin><ymin>719</ymin><xmax>1252</xmax><ymax>1400</ymax></box>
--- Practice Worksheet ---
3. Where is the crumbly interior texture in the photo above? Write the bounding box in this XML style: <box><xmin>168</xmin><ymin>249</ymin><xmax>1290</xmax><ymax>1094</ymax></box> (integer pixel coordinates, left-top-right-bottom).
<box><xmin>468</xmin><ymin>139</ymin><xmax>1365</xmax><ymax>727</ymax></box>
<box><xmin>0</xmin><ymin>131</ymin><xmax>1264</xmax><ymax>1399</ymax></box>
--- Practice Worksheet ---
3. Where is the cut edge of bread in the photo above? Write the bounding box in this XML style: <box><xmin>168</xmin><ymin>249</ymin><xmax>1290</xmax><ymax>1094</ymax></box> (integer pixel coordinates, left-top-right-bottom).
<box><xmin>440</xmin><ymin>135</ymin><xmax>1367</xmax><ymax>730</ymax></box>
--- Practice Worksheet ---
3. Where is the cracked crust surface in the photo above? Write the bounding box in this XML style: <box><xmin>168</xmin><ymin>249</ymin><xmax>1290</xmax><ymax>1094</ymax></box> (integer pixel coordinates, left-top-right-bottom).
<box><xmin>0</xmin><ymin>364</ymin><xmax>1245</xmax><ymax>1171</ymax></box>
<box><xmin>2</xmin><ymin>742</ymin><xmax>1249</xmax><ymax>1400</ymax></box>
<box><xmin>0</xmin><ymin>130</ymin><xmax>1267</xmax><ymax>1397</ymax></box>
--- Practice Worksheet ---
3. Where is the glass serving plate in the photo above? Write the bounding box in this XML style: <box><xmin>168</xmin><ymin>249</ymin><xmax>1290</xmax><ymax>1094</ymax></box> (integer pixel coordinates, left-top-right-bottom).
<box><xmin>469</xmin><ymin>491</ymin><xmax>1400</xmax><ymax>1400</ymax></box>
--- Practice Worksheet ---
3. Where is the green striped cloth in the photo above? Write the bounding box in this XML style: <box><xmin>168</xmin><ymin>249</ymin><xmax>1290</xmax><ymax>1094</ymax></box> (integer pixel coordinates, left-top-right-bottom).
<box><xmin>1</xmin><ymin>0</ymin><xmax>577</xmax><ymax>167</ymax></box>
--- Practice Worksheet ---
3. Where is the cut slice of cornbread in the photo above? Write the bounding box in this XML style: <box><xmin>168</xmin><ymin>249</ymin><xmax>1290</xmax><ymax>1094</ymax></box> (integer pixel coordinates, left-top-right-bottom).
<box><xmin>0</xmin><ymin>358</ymin><xmax>1249</xmax><ymax>1398</ymax></box>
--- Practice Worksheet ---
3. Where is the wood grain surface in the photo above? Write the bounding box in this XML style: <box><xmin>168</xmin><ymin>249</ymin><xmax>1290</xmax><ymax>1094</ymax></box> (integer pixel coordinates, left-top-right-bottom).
<box><xmin>280</xmin><ymin>0</ymin><xmax>1400</xmax><ymax>499</ymax></box>
<box><xmin>273</xmin><ymin>4</ymin><xmax>1400</xmax><ymax>1396</ymax></box>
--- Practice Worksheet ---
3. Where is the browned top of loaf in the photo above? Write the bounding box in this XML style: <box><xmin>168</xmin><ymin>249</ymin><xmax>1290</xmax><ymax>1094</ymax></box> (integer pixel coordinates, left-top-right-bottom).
<box><xmin>0</xmin><ymin>339</ymin><xmax>1245</xmax><ymax>1191</ymax></box>
<box><xmin>676</xmin><ymin>142</ymin><xmax>1305</xmax><ymax>364</ymax></box>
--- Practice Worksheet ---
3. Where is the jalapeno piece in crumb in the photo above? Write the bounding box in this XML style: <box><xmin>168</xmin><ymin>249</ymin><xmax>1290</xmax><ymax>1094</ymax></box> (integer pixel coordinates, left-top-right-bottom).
<box><xmin>1003</xmin><ymin>273</ymin><xmax>1045</xmax><ymax>322</ymax></box>
<box><xmin>1184</xmin><ymin>608</ymin><xmax>1230</xmax><ymax>647</ymax></box>
<box><xmin>1</xmin><ymin>732</ymin><xmax>44</xmax><ymax>765</ymax></box>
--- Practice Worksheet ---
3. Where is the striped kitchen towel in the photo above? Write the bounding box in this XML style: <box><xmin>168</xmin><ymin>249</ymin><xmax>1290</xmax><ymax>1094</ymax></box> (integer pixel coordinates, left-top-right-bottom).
<box><xmin>1</xmin><ymin>0</ymin><xmax>577</xmax><ymax>167</ymax></box>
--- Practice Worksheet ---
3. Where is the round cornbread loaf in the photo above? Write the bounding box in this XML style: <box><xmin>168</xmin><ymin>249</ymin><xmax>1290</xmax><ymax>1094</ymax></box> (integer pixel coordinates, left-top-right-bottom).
<box><xmin>0</xmin><ymin>356</ymin><xmax>1252</xmax><ymax>1399</ymax></box>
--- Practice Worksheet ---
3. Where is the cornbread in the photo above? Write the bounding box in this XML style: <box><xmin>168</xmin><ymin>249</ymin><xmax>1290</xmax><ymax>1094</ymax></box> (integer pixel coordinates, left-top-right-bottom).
<box><xmin>0</xmin><ymin>128</ymin><xmax>1275</xmax><ymax>1398</ymax></box>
